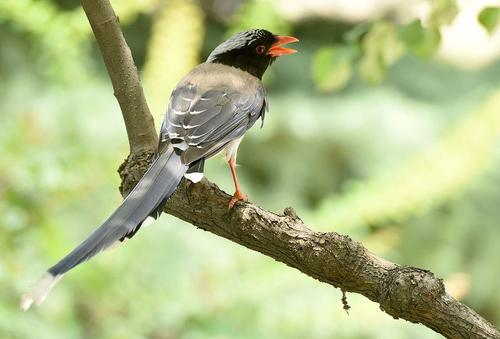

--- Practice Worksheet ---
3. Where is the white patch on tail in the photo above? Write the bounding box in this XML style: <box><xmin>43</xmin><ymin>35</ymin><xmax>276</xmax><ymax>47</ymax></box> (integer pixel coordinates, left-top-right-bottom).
<box><xmin>142</xmin><ymin>216</ymin><xmax>156</xmax><ymax>227</ymax></box>
<box><xmin>184</xmin><ymin>172</ymin><xmax>203</xmax><ymax>183</ymax></box>
<box><xmin>20</xmin><ymin>273</ymin><xmax>63</xmax><ymax>311</ymax></box>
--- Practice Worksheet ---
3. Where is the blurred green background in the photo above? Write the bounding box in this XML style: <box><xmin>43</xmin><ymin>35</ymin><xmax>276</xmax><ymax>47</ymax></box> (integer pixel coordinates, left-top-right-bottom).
<box><xmin>1</xmin><ymin>0</ymin><xmax>500</xmax><ymax>338</ymax></box>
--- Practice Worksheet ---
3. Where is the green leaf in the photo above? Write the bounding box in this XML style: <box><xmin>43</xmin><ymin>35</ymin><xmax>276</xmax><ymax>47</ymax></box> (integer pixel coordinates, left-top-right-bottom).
<box><xmin>398</xmin><ymin>20</ymin><xmax>441</xmax><ymax>58</ymax></box>
<box><xmin>358</xmin><ymin>52</ymin><xmax>385</xmax><ymax>85</ymax></box>
<box><xmin>478</xmin><ymin>7</ymin><xmax>500</xmax><ymax>33</ymax></box>
<box><xmin>429</xmin><ymin>0</ymin><xmax>458</xmax><ymax>27</ymax></box>
<box><xmin>359</xmin><ymin>22</ymin><xmax>405</xmax><ymax>84</ymax></box>
<box><xmin>344</xmin><ymin>23</ymin><xmax>370</xmax><ymax>44</ymax></box>
<box><xmin>312</xmin><ymin>45</ymin><xmax>356</xmax><ymax>92</ymax></box>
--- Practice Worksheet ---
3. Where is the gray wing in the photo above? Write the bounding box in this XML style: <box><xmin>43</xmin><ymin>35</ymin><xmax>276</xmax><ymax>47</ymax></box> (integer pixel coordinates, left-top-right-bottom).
<box><xmin>159</xmin><ymin>83</ymin><xmax>267</xmax><ymax>164</ymax></box>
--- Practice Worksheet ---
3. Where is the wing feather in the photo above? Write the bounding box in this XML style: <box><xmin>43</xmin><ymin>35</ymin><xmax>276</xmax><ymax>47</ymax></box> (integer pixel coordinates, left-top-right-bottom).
<box><xmin>160</xmin><ymin>81</ymin><xmax>266</xmax><ymax>165</ymax></box>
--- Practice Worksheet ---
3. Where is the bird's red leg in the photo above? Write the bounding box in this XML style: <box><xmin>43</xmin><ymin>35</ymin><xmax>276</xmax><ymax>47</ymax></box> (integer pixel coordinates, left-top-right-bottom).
<box><xmin>228</xmin><ymin>157</ymin><xmax>247</xmax><ymax>208</ymax></box>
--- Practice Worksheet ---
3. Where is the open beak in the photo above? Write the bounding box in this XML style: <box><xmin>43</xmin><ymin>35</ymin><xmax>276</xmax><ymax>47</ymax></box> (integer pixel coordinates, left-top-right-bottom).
<box><xmin>267</xmin><ymin>35</ymin><xmax>299</xmax><ymax>57</ymax></box>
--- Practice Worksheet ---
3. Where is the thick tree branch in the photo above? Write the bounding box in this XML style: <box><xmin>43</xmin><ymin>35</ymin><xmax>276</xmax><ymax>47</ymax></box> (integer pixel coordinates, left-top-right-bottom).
<box><xmin>164</xmin><ymin>181</ymin><xmax>499</xmax><ymax>339</ymax></box>
<box><xmin>81</xmin><ymin>1</ymin><xmax>500</xmax><ymax>338</ymax></box>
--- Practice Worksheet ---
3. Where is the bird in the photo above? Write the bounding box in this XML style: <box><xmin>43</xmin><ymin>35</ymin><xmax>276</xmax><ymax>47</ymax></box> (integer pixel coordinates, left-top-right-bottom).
<box><xmin>20</xmin><ymin>29</ymin><xmax>298</xmax><ymax>310</ymax></box>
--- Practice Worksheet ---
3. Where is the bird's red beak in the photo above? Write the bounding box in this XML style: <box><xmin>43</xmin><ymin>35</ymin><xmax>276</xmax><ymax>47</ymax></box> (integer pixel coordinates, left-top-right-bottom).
<box><xmin>267</xmin><ymin>35</ymin><xmax>299</xmax><ymax>57</ymax></box>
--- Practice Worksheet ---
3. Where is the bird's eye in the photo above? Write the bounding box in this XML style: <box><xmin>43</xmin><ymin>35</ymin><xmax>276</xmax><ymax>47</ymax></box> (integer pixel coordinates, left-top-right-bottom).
<box><xmin>255</xmin><ymin>45</ymin><xmax>266</xmax><ymax>54</ymax></box>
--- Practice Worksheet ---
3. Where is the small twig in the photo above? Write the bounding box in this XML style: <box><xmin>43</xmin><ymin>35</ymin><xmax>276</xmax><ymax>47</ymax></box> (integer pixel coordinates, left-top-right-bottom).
<box><xmin>341</xmin><ymin>290</ymin><xmax>351</xmax><ymax>315</ymax></box>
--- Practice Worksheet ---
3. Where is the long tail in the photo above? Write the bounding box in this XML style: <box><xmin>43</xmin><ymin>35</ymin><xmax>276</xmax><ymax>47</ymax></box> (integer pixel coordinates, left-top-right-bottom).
<box><xmin>21</xmin><ymin>145</ymin><xmax>187</xmax><ymax>310</ymax></box>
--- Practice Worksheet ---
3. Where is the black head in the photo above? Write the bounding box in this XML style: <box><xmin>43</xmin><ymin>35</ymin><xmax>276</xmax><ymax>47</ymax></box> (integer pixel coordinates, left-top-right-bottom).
<box><xmin>206</xmin><ymin>29</ymin><xmax>298</xmax><ymax>79</ymax></box>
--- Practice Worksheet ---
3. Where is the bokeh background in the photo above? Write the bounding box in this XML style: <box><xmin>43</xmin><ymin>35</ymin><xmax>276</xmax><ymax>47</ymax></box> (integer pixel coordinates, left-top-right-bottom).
<box><xmin>1</xmin><ymin>0</ymin><xmax>500</xmax><ymax>338</ymax></box>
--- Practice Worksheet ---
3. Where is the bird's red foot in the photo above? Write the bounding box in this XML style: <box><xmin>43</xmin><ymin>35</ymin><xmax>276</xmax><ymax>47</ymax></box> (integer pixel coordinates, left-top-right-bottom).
<box><xmin>228</xmin><ymin>190</ymin><xmax>248</xmax><ymax>209</ymax></box>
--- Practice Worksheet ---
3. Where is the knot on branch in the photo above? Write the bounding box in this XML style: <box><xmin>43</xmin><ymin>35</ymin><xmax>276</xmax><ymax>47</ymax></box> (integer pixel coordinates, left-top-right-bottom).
<box><xmin>283</xmin><ymin>206</ymin><xmax>299</xmax><ymax>219</ymax></box>
<box><xmin>118</xmin><ymin>150</ymin><xmax>156</xmax><ymax>196</ymax></box>
<box><xmin>379</xmin><ymin>266</ymin><xmax>445</xmax><ymax>320</ymax></box>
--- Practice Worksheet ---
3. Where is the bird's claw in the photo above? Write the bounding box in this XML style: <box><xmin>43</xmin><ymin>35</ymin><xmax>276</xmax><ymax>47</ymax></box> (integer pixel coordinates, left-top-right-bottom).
<box><xmin>228</xmin><ymin>191</ymin><xmax>248</xmax><ymax>209</ymax></box>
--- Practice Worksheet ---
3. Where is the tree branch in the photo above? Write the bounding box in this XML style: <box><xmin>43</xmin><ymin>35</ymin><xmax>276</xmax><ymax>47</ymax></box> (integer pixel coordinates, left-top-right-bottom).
<box><xmin>81</xmin><ymin>0</ymin><xmax>158</xmax><ymax>154</ymax></box>
<box><xmin>164</xmin><ymin>180</ymin><xmax>499</xmax><ymax>339</ymax></box>
<box><xmin>81</xmin><ymin>0</ymin><xmax>500</xmax><ymax>338</ymax></box>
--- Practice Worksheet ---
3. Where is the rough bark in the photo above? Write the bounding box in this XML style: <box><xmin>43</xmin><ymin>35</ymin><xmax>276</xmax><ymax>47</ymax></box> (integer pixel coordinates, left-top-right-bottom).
<box><xmin>81</xmin><ymin>0</ymin><xmax>500</xmax><ymax>338</ymax></box>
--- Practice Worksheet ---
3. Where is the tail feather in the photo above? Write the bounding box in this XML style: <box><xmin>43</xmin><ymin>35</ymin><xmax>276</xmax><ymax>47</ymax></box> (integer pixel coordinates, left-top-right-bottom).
<box><xmin>184</xmin><ymin>158</ymin><xmax>205</xmax><ymax>183</ymax></box>
<box><xmin>20</xmin><ymin>273</ymin><xmax>62</xmax><ymax>311</ymax></box>
<box><xmin>21</xmin><ymin>145</ymin><xmax>187</xmax><ymax>310</ymax></box>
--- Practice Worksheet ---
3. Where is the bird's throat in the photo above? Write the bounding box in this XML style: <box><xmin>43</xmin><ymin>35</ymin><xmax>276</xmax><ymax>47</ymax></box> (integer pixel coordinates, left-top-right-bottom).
<box><xmin>209</xmin><ymin>54</ymin><xmax>270</xmax><ymax>79</ymax></box>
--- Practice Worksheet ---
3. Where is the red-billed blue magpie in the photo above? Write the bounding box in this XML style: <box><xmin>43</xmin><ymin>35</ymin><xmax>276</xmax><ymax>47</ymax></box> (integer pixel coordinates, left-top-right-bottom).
<box><xmin>21</xmin><ymin>29</ymin><xmax>298</xmax><ymax>310</ymax></box>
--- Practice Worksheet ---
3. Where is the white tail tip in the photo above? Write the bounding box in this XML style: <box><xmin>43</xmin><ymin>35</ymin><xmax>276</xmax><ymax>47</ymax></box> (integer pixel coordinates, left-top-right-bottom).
<box><xmin>20</xmin><ymin>273</ymin><xmax>62</xmax><ymax>311</ymax></box>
